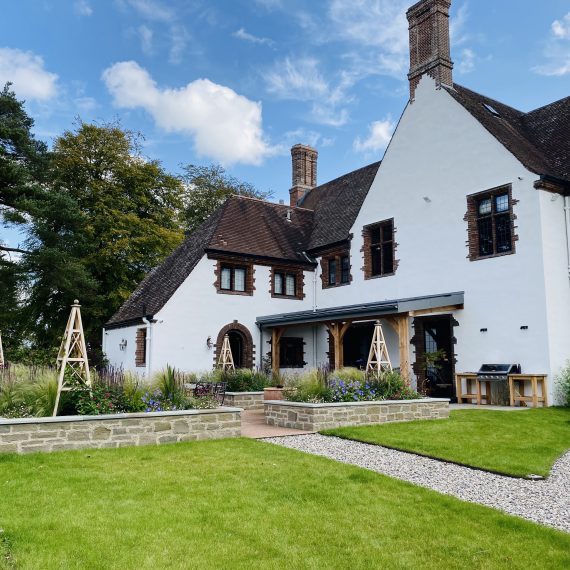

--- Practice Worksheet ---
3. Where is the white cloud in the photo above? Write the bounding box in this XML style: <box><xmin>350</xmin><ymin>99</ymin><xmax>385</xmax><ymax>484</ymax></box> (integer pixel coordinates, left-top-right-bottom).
<box><xmin>233</xmin><ymin>28</ymin><xmax>274</xmax><ymax>46</ymax></box>
<box><xmin>328</xmin><ymin>0</ymin><xmax>409</xmax><ymax>76</ymax></box>
<box><xmin>138</xmin><ymin>25</ymin><xmax>154</xmax><ymax>55</ymax></box>
<box><xmin>264</xmin><ymin>57</ymin><xmax>352</xmax><ymax>126</ymax></box>
<box><xmin>74</xmin><ymin>0</ymin><xmax>93</xmax><ymax>16</ymax></box>
<box><xmin>122</xmin><ymin>0</ymin><xmax>173</xmax><ymax>23</ymax></box>
<box><xmin>265</xmin><ymin>57</ymin><xmax>328</xmax><ymax>100</ymax></box>
<box><xmin>169</xmin><ymin>25</ymin><xmax>189</xmax><ymax>64</ymax></box>
<box><xmin>102</xmin><ymin>61</ymin><xmax>275</xmax><ymax>165</ymax></box>
<box><xmin>354</xmin><ymin>117</ymin><xmax>395</xmax><ymax>155</ymax></box>
<box><xmin>552</xmin><ymin>13</ymin><xmax>570</xmax><ymax>39</ymax></box>
<box><xmin>0</xmin><ymin>48</ymin><xmax>58</xmax><ymax>101</ymax></box>
<box><xmin>458</xmin><ymin>48</ymin><xmax>475</xmax><ymax>74</ymax></box>
<box><xmin>535</xmin><ymin>12</ymin><xmax>570</xmax><ymax>76</ymax></box>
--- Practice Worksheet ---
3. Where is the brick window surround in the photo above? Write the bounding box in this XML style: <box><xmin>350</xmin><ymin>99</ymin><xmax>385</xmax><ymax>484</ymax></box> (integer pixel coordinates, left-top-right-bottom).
<box><xmin>465</xmin><ymin>185</ymin><xmax>518</xmax><ymax>261</ymax></box>
<box><xmin>135</xmin><ymin>328</ymin><xmax>147</xmax><ymax>367</ymax></box>
<box><xmin>320</xmin><ymin>247</ymin><xmax>351</xmax><ymax>289</ymax></box>
<box><xmin>214</xmin><ymin>259</ymin><xmax>254</xmax><ymax>296</ymax></box>
<box><xmin>270</xmin><ymin>267</ymin><xmax>304</xmax><ymax>300</ymax></box>
<box><xmin>362</xmin><ymin>218</ymin><xmax>398</xmax><ymax>279</ymax></box>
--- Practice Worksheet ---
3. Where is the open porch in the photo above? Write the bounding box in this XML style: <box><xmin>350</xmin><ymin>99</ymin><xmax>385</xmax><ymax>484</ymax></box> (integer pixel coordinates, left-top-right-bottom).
<box><xmin>256</xmin><ymin>291</ymin><xmax>464</xmax><ymax>385</ymax></box>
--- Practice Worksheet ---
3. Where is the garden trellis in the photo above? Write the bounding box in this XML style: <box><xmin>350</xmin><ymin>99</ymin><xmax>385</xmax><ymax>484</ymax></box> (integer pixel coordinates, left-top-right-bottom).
<box><xmin>53</xmin><ymin>300</ymin><xmax>91</xmax><ymax>416</ymax></box>
<box><xmin>366</xmin><ymin>321</ymin><xmax>392</xmax><ymax>377</ymax></box>
<box><xmin>217</xmin><ymin>334</ymin><xmax>235</xmax><ymax>371</ymax></box>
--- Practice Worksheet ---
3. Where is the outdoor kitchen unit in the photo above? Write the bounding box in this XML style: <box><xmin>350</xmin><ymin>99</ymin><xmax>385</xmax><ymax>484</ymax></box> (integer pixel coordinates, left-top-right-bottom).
<box><xmin>476</xmin><ymin>364</ymin><xmax>521</xmax><ymax>405</ymax></box>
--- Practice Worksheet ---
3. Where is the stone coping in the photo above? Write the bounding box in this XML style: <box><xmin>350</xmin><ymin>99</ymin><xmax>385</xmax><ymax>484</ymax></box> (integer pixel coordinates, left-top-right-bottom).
<box><xmin>225</xmin><ymin>391</ymin><xmax>265</xmax><ymax>396</ymax></box>
<box><xmin>0</xmin><ymin>407</ymin><xmax>241</xmax><ymax>426</ymax></box>
<box><xmin>263</xmin><ymin>398</ymin><xmax>449</xmax><ymax>409</ymax></box>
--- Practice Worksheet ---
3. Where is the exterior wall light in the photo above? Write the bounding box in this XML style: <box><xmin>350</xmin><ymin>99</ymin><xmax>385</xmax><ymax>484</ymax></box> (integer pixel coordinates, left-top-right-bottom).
<box><xmin>480</xmin><ymin>328</ymin><xmax>488</xmax><ymax>332</ymax></box>
<box><xmin>119</xmin><ymin>339</ymin><xmax>127</xmax><ymax>351</ymax></box>
<box><xmin>206</xmin><ymin>336</ymin><xmax>213</xmax><ymax>350</ymax></box>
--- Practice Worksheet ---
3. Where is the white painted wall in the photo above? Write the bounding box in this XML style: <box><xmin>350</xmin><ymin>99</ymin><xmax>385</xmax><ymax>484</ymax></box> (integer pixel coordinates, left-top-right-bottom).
<box><xmin>105</xmin><ymin>76</ymin><xmax>569</xmax><ymax>403</ymax></box>
<box><xmin>540</xmin><ymin>191</ymin><xmax>570</xmax><ymax>403</ymax></box>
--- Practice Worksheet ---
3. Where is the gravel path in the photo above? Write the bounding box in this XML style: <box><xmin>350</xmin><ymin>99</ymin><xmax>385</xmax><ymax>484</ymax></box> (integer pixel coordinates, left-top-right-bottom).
<box><xmin>264</xmin><ymin>434</ymin><xmax>570</xmax><ymax>534</ymax></box>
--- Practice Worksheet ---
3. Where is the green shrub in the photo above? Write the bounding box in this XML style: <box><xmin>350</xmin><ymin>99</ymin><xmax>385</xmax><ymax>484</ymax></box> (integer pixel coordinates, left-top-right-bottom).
<box><xmin>217</xmin><ymin>369</ymin><xmax>271</xmax><ymax>392</ymax></box>
<box><xmin>284</xmin><ymin>369</ymin><xmax>331</xmax><ymax>403</ymax></box>
<box><xmin>555</xmin><ymin>361</ymin><xmax>570</xmax><ymax>407</ymax></box>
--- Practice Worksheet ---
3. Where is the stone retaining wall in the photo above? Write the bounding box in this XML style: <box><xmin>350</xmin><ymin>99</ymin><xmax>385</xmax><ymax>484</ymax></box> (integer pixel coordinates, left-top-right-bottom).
<box><xmin>223</xmin><ymin>392</ymin><xmax>264</xmax><ymax>410</ymax></box>
<box><xmin>264</xmin><ymin>399</ymin><xmax>449</xmax><ymax>431</ymax></box>
<box><xmin>0</xmin><ymin>408</ymin><xmax>241</xmax><ymax>454</ymax></box>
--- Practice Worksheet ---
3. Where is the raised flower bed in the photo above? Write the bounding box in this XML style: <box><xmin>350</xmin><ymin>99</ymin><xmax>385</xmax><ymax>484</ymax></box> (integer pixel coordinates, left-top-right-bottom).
<box><xmin>0</xmin><ymin>408</ymin><xmax>241</xmax><ymax>454</ymax></box>
<box><xmin>223</xmin><ymin>391</ymin><xmax>265</xmax><ymax>410</ymax></box>
<box><xmin>264</xmin><ymin>398</ymin><xmax>450</xmax><ymax>431</ymax></box>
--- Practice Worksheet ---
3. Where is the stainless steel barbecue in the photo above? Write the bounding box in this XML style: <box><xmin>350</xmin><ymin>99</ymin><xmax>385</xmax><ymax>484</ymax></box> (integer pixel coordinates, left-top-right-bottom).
<box><xmin>477</xmin><ymin>363</ymin><xmax>521</xmax><ymax>381</ymax></box>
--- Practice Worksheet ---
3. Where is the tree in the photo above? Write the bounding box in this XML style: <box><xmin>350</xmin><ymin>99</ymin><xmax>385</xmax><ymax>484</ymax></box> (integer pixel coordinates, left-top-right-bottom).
<box><xmin>181</xmin><ymin>164</ymin><xmax>272</xmax><ymax>234</ymax></box>
<box><xmin>26</xmin><ymin>121</ymin><xmax>185</xmax><ymax>354</ymax></box>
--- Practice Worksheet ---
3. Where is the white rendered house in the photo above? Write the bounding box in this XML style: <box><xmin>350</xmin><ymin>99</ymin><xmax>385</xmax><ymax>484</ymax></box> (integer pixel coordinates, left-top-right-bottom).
<box><xmin>104</xmin><ymin>0</ymin><xmax>570</xmax><ymax>404</ymax></box>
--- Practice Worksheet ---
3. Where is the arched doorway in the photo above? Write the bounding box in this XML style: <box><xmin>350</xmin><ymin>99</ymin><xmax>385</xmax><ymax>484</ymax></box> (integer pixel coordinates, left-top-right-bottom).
<box><xmin>228</xmin><ymin>330</ymin><xmax>245</xmax><ymax>368</ymax></box>
<box><xmin>215</xmin><ymin>322</ymin><xmax>254</xmax><ymax>369</ymax></box>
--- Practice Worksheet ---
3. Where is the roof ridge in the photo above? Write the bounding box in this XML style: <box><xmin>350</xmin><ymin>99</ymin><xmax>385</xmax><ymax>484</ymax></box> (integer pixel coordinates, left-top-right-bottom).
<box><xmin>451</xmin><ymin>83</ymin><xmax>525</xmax><ymax>115</ymax></box>
<box><xmin>231</xmin><ymin>194</ymin><xmax>314</xmax><ymax>212</ymax></box>
<box><xmin>525</xmin><ymin>94</ymin><xmax>570</xmax><ymax>116</ymax></box>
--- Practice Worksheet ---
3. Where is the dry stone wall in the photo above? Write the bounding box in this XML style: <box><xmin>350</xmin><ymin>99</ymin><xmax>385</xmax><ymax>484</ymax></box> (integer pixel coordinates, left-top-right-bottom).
<box><xmin>0</xmin><ymin>408</ymin><xmax>241</xmax><ymax>454</ymax></box>
<box><xmin>264</xmin><ymin>399</ymin><xmax>449</xmax><ymax>431</ymax></box>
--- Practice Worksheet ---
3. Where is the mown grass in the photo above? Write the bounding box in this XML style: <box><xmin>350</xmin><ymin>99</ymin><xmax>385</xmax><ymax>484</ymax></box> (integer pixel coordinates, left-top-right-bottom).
<box><xmin>0</xmin><ymin>439</ymin><xmax>569</xmax><ymax>569</ymax></box>
<box><xmin>322</xmin><ymin>408</ymin><xmax>570</xmax><ymax>477</ymax></box>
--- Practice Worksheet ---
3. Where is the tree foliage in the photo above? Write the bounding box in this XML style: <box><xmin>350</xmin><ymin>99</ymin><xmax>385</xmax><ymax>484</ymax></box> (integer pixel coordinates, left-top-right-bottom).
<box><xmin>181</xmin><ymin>164</ymin><xmax>271</xmax><ymax>234</ymax></box>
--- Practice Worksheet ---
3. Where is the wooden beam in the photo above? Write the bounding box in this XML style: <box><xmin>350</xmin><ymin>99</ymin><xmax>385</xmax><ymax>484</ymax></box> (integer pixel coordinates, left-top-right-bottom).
<box><xmin>325</xmin><ymin>321</ymin><xmax>352</xmax><ymax>370</ymax></box>
<box><xmin>271</xmin><ymin>327</ymin><xmax>284</xmax><ymax>378</ymax></box>
<box><xmin>397</xmin><ymin>314</ymin><xmax>411</xmax><ymax>384</ymax></box>
<box><xmin>409</xmin><ymin>304</ymin><xmax>463</xmax><ymax>317</ymax></box>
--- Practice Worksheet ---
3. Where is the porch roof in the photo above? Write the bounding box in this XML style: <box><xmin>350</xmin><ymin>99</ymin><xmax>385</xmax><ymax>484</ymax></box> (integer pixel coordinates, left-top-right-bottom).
<box><xmin>256</xmin><ymin>291</ymin><xmax>464</xmax><ymax>328</ymax></box>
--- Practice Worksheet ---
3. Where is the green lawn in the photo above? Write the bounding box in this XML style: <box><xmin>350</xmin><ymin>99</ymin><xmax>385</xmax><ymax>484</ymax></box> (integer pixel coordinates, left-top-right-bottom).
<box><xmin>0</xmin><ymin>440</ymin><xmax>569</xmax><ymax>569</ymax></box>
<box><xmin>322</xmin><ymin>408</ymin><xmax>570</xmax><ymax>477</ymax></box>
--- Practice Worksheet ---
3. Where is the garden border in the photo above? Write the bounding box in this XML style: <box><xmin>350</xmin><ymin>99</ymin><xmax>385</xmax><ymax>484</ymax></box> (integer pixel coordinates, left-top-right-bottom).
<box><xmin>223</xmin><ymin>391</ymin><xmax>264</xmax><ymax>410</ymax></box>
<box><xmin>0</xmin><ymin>408</ymin><xmax>242</xmax><ymax>454</ymax></box>
<box><xmin>264</xmin><ymin>398</ymin><xmax>449</xmax><ymax>431</ymax></box>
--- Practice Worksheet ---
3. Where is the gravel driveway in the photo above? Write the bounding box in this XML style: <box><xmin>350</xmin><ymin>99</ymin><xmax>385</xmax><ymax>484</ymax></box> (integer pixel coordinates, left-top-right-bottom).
<box><xmin>264</xmin><ymin>434</ymin><xmax>570</xmax><ymax>533</ymax></box>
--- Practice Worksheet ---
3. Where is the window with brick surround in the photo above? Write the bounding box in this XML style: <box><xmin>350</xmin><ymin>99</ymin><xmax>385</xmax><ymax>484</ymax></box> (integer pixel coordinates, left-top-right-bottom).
<box><xmin>466</xmin><ymin>186</ymin><xmax>516</xmax><ymax>261</ymax></box>
<box><xmin>214</xmin><ymin>259</ymin><xmax>255</xmax><ymax>295</ymax></box>
<box><xmin>135</xmin><ymin>328</ymin><xmax>146</xmax><ymax>367</ymax></box>
<box><xmin>320</xmin><ymin>249</ymin><xmax>351</xmax><ymax>289</ymax></box>
<box><xmin>363</xmin><ymin>219</ymin><xmax>395</xmax><ymax>278</ymax></box>
<box><xmin>279</xmin><ymin>337</ymin><xmax>305</xmax><ymax>368</ymax></box>
<box><xmin>274</xmin><ymin>271</ymin><xmax>296</xmax><ymax>297</ymax></box>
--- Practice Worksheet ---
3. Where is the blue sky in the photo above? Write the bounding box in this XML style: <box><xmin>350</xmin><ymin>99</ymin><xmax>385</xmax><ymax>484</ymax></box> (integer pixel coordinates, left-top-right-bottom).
<box><xmin>1</xmin><ymin>0</ymin><xmax>569</xmax><ymax>250</ymax></box>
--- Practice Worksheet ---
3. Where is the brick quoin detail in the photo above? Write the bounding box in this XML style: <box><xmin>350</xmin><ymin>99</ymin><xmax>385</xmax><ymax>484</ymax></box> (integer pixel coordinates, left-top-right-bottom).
<box><xmin>214</xmin><ymin>322</ymin><xmax>255</xmax><ymax>369</ymax></box>
<box><xmin>464</xmin><ymin>184</ymin><xmax>518</xmax><ymax>262</ymax></box>
<box><xmin>318</xmin><ymin>244</ymin><xmax>351</xmax><ymax>289</ymax></box>
<box><xmin>135</xmin><ymin>328</ymin><xmax>146</xmax><ymax>367</ymax></box>
<box><xmin>361</xmin><ymin>221</ymin><xmax>399</xmax><ymax>280</ymax></box>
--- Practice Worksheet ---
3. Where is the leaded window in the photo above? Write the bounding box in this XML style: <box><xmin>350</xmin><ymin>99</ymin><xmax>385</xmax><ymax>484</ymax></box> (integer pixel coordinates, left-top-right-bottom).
<box><xmin>369</xmin><ymin>220</ymin><xmax>394</xmax><ymax>276</ymax></box>
<box><xmin>220</xmin><ymin>265</ymin><xmax>246</xmax><ymax>292</ymax></box>
<box><xmin>476</xmin><ymin>191</ymin><xmax>512</xmax><ymax>257</ymax></box>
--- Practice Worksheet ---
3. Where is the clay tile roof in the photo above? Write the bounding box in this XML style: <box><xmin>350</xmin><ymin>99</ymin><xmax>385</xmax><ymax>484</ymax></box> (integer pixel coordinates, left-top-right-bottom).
<box><xmin>106</xmin><ymin>161</ymin><xmax>380</xmax><ymax>327</ymax></box>
<box><xmin>207</xmin><ymin>196</ymin><xmax>314</xmax><ymax>263</ymax></box>
<box><xmin>446</xmin><ymin>84</ymin><xmax>570</xmax><ymax>184</ymax></box>
<box><xmin>301</xmin><ymin>161</ymin><xmax>381</xmax><ymax>251</ymax></box>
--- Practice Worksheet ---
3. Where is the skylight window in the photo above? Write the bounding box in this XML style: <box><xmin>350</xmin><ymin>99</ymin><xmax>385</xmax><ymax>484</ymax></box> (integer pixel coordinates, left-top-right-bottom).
<box><xmin>482</xmin><ymin>102</ymin><xmax>501</xmax><ymax>117</ymax></box>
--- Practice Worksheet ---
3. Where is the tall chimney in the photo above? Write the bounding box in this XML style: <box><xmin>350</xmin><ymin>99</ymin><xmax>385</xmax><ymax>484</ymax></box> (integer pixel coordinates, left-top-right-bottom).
<box><xmin>407</xmin><ymin>0</ymin><xmax>453</xmax><ymax>100</ymax></box>
<box><xmin>289</xmin><ymin>144</ymin><xmax>318</xmax><ymax>207</ymax></box>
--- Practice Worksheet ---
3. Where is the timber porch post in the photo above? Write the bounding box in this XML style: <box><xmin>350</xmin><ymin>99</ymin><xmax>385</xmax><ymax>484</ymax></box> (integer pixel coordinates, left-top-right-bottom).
<box><xmin>326</xmin><ymin>321</ymin><xmax>352</xmax><ymax>370</ymax></box>
<box><xmin>271</xmin><ymin>327</ymin><xmax>285</xmax><ymax>377</ymax></box>
<box><xmin>386</xmin><ymin>313</ymin><xmax>411</xmax><ymax>384</ymax></box>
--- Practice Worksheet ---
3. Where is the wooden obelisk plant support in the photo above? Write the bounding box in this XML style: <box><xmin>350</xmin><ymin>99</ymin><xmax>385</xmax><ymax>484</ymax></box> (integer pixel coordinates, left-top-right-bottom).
<box><xmin>53</xmin><ymin>300</ymin><xmax>91</xmax><ymax>417</ymax></box>
<box><xmin>0</xmin><ymin>330</ymin><xmax>5</xmax><ymax>368</ymax></box>
<box><xmin>366</xmin><ymin>320</ymin><xmax>393</xmax><ymax>378</ymax></box>
<box><xmin>217</xmin><ymin>334</ymin><xmax>235</xmax><ymax>371</ymax></box>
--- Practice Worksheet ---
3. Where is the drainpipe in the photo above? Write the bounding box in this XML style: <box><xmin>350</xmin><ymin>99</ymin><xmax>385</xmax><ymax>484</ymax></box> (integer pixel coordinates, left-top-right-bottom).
<box><xmin>564</xmin><ymin>196</ymin><xmax>570</xmax><ymax>279</ymax></box>
<box><xmin>142</xmin><ymin>316</ymin><xmax>152</xmax><ymax>380</ymax></box>
<box><xmin>101</xmin><ymin>327</ymin><xmax>106</xmax><ymax>359</ymax></box>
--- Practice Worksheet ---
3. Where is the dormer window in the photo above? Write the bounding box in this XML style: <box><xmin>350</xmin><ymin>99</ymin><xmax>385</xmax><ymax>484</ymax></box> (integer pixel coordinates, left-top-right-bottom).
<box><xmin>271</xmin><ymin>268</ymin><xmax>303</xmax><ymax>299</ymax></box>
<box><xmin>321</xmin><ymin>249</ymin><xmax>351</xmax><ymax>289</ymax></box>
<box><xmin>215</xmin><ymin>260</ymin><xmax>254</xmax><ymax>295</ymax></box>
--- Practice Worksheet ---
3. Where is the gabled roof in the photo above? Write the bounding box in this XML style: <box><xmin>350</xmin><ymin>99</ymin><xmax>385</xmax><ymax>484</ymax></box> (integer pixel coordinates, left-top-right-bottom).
<box><xmin>301</xmin><ymin>161</ymin><xmax>381</xmax><ymax>251</ymax></box>
<box><xmin>107</xmin><ymin>162</ymin><xmax>381</xmax><ymax>327</ymax></box>
<box><xmin>446</xmin><ymin>84</ymin><xmax>570</xmax><ymax>184</ymax></box>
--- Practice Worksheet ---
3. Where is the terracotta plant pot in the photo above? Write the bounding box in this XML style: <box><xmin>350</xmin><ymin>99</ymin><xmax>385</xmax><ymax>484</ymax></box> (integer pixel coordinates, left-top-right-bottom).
<box><xmin>264</xmin><ymin>387</ymin><xmax>287</xmax><ymax>400</ymax></box>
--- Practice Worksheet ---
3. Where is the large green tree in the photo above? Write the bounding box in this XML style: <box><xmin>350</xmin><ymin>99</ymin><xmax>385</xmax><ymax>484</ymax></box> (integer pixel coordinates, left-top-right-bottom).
<box><xmin>24</xmin><ymin>121</ymin><xmax>185</xmax><ymax>355</ymax></box>
<box><xmin>181</xmin><ymin>164</ymin><xmax>272</xmax><ymax>234</ymax></box>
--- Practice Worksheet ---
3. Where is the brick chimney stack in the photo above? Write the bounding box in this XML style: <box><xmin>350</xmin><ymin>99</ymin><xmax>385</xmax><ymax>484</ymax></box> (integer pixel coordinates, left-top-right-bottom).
<box><xmin>289</xmin><ymin>144</ymin><xmax>318</xmax><ymax>207</ymax></box>
<box><xmin>407</xmin><ymin>0</ymin><xmax>453</xmax><ymax>100</ymax></box>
